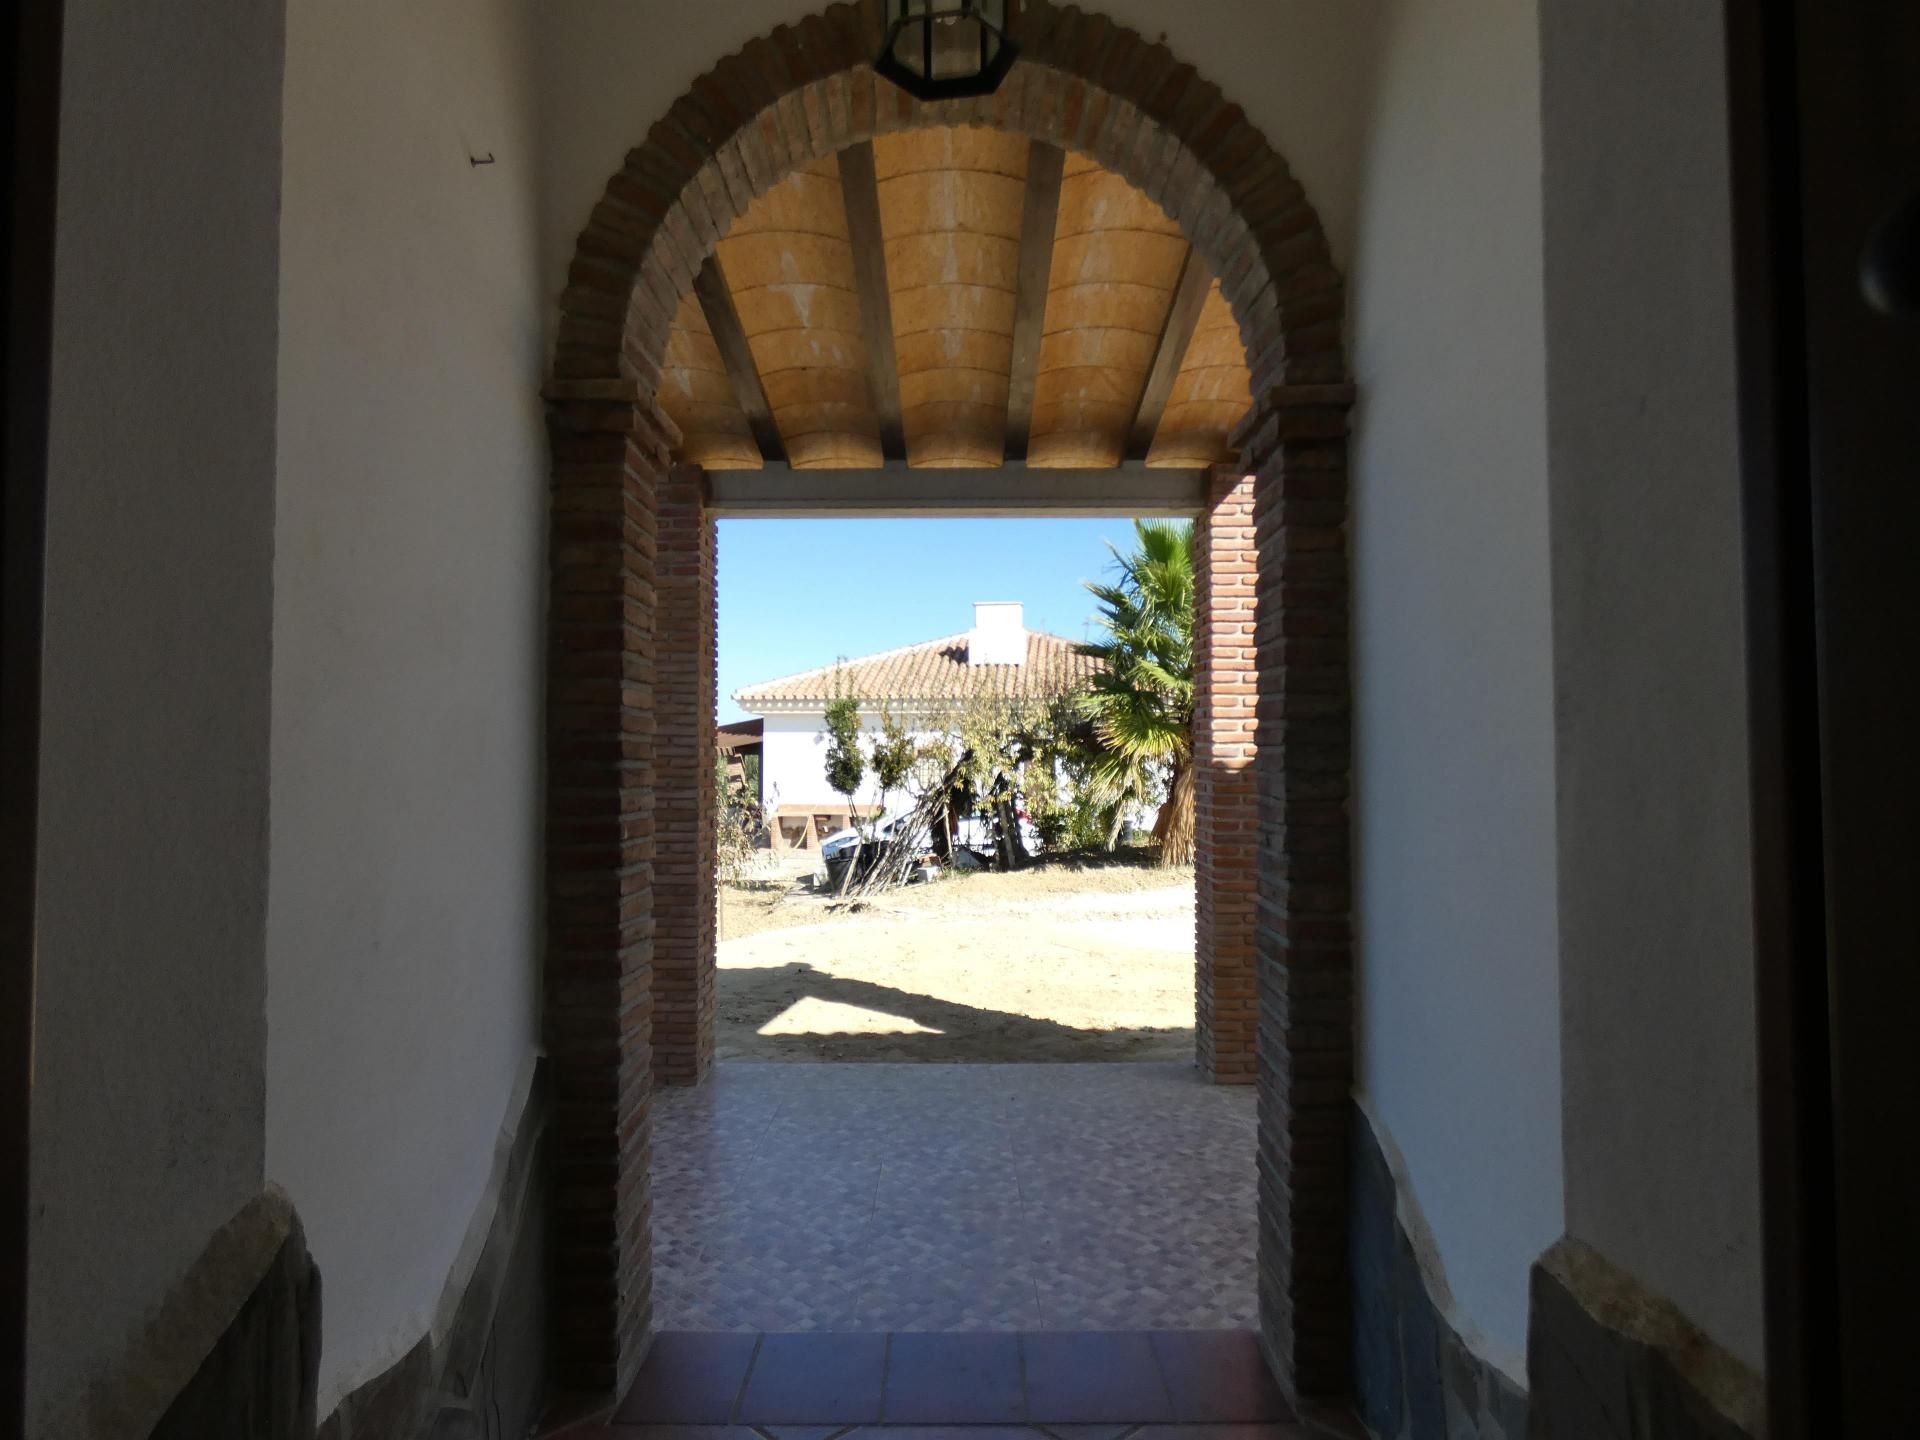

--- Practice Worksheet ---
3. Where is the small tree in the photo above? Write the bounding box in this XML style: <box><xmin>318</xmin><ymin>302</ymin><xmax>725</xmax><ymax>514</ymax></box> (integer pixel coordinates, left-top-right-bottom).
<box><xmin>714</xmin><ymin>752</ymin><xmax>766</xmax><ymax>883</ymax></box>
<box><xmin>821</xmin><ymin>669</ymin><xmax>869</xmax><ymax>893</ymax></box>
<box><xmin>822</xmin><ymin>670</ymin><xmax>865</xmax><ymax>804</ymax></box>
<box><xmin>911</xmin><ymin>732</ymin><xmax>960</xmax><ymax>854</ymax></box>
<box><xmin>940</xmin><ymin>690</ymin><xmax>1057</xmax><ymax>869</ymax></box>
<box><xmin>871</xmin><ymin>704</ymin><xmax>917</xmax><ymax>798</ymax></box>
<box><xmin>1023</xmin><ymin>731</ymin><xmax>1113</xmax><ymax>853</ymax></box>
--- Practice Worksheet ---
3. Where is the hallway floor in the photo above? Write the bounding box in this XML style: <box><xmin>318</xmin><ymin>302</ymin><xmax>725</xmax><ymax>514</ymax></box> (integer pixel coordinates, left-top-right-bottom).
<box><xmin>651</xmin><ymin>1063</ymin><xmax>1258</xmax><ymax>1331</ymax></box>
<box><xmin>550</xmin><ymin>1327</ymin><xmax>1365</xmax><ymax>1438</ymax></box>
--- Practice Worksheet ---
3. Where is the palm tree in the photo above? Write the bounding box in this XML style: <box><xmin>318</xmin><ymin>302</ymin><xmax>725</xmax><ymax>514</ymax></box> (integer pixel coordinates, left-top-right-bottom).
<box><xmin>1075</xmin><ymin>519</ymin><xmax>1196</xmax><ymax>866</ymax></box>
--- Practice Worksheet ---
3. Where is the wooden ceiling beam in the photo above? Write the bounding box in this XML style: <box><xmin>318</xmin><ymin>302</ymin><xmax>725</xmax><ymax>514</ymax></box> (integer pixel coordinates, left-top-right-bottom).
<box><xmin>1125</xmin><ymin>247</ymin><xmax>1214</xmax><ymax>461</ymax></box>
<box><xmin>1005</xmin><ymin>140</ymin><xmax>1066</xmax><ymax>463</ymax></box>
<box><xmin>706</xmin><ymin>464</ymin><xmax>1208</xmax><ymax>517</ymax></box>
<box><xmin>693</xmin><ymin>254</ymin><xmax>786</xmax><ymax>465</ymax></box>
<box><xmin>837</xmin><ymin>140</ymin><xmax>906</xmax><ymax>462</ymax></box>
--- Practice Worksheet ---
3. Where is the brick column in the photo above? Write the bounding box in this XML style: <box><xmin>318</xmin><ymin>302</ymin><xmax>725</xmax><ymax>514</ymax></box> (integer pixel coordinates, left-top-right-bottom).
<box><xmin>1241</xmin><ymin>384</ymin><xmax>1356</xmax><ymax>1403</ymax></box>
<box><xmin>542</xmin><ymin>381</ymin><xmax>674</xmax><ymax>1398</ymax></box>
<box><xmin>652</xmin><ymin>465</ymin><xmax>716</xmax><ymax>1086</ymax></box>
<box><xmin>1193</xmin><ymin>466</ymin><xmax>1260</xmax><ymax>1085</ymax></box>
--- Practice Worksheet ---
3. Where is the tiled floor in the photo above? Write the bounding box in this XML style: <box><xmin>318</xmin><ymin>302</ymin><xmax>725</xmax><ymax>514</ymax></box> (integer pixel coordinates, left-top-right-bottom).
<box><xmin>548</xmin><ymin>1328</ymin><xmax>1367</xmax><ymax>1438</ymax></box>
<box><xmin>650</xmin><ymin>1063</ymin><xmax>1258</xmax><ymax>1332</ymax></box>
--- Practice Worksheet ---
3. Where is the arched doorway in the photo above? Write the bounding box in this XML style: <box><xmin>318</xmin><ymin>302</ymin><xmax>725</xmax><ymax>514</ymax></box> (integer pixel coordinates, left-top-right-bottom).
<box><xmin>543</xmin><ymin>0</ymin><xmax>1355</xmax><ymax>1405</ymax></box>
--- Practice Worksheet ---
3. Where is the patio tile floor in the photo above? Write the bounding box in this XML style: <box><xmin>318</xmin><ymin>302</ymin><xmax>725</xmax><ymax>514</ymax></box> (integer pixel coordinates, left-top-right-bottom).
<box><xmin>650</xmin><ymin>1063</ymin><xmax>1258</xmax><ymax>1333</ymax></box>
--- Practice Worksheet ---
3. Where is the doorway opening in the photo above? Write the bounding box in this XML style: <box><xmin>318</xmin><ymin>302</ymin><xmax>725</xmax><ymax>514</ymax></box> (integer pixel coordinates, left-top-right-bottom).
<box><xmin>713</xmin><ymin>515</ymin><xmax>1199</xmax><ymax>1070</ymax></box>
<box><xmin>543</xmin><ymin>1</ymin><xmax>1356</xmax><ymax>1410</ymax></box>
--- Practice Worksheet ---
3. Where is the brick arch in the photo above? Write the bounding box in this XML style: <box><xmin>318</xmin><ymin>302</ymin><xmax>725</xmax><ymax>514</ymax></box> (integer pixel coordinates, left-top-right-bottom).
<box><xmin>543</xmin><ymin>0</ymin><xmax>1356</xmax><ymax>1409</ymax></box>
<box><xmin>552</xmin><ymin>1</ymin><xmax>1345</xmax><ymax>393</ymax></box>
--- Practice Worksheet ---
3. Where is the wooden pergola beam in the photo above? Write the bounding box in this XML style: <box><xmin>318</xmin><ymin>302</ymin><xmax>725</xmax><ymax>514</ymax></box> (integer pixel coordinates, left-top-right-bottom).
<box><xmin>1004</xmin><ymin>140</ymin><xmax>1066</xmax><ymax>462</ymax></box>
<box><xmin>693</xmin><ymin>254</ymin><xmax>786</xmax><ymax>465</ymax></box>
<box><xmin>705</xmin><ymin>464</ymin><xmax>1207</xmax><ymax>517</ymax></box>
<box><xmin>1126</xmin><ymin>246</ymin><xmax>1213</xmax><ymax>461</ymax></box>
<box><xmin>837</xmin><ymin>140</ymin><xmax>906</xmax><ymax>462</ymax></box>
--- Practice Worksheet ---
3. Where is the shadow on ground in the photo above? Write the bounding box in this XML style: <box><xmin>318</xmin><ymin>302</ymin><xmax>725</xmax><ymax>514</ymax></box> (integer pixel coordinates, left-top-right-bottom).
<box><xmin>718</xmin><ymin>961</ymin><xmax>1194</xmax><ymax>1064</ymax></box>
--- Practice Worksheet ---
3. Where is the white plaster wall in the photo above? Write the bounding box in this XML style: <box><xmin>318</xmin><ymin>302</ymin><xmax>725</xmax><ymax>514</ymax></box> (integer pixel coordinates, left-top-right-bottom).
<box><xmin>1539</xmin><ymin>0</ymin><xmax>1761</xmax><ymax>1370</ymax></box>
<box><xmin>28</xmin><ymin>0</ymin><xmax>284</xmax><ymax>1430</ymax></box>
<box><xmin>269</xmin><ymin>0</ymin><xmax>547</xmax><ymax>1410</ymax></box>
<box><xmin>761</xmin><ymin>713</ymin><xmax>838</xmax><ymax>812</ymax></box>
<box><xmin>530</xmin><ymin>0</ymin><xmax>1386</xmax><ymax>338</ymax></box>
<box><xmin>758</xmin><ymin>711</ymin><xmax>949</xmax><ymax>811</ymax></box>
<box><xmin>1346</xmin><ymin>0</ymin><xmax>1562</xmax><ymax>1377</ymax></box>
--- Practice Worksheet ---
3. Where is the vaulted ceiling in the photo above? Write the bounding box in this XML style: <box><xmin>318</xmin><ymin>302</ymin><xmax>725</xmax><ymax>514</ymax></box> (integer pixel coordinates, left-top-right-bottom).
<box><xmin>657</xmin><ymin>127</ymin><xmax>1253</xmax><ymax>473</ymax></box>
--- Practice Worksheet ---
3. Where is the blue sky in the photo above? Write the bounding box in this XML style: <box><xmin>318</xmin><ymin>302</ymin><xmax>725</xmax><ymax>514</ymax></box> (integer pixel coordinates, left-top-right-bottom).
<box><xmin>717</xmin><ymin>517</ymin><xmax>1146</xmax><ymax>723</ymax></box>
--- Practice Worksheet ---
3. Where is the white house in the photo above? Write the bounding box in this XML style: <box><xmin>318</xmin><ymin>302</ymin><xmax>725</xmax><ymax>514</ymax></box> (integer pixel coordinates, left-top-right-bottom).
<box><xmin>734</xmin><ymin>602</ymin><xmax>1096</xmax><ymax>847</ymax></box>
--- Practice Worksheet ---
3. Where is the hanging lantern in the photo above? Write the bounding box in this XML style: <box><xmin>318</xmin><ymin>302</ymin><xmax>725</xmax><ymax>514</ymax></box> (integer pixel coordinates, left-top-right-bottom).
<box><xmin>875</xmin><ymin>0</ymin><xmax>1020</xmax><ymax>102</ymax></box>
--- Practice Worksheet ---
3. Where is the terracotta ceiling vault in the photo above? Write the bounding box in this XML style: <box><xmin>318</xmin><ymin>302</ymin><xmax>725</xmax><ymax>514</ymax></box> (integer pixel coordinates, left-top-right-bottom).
<box><xmin>657</xmin><ymin>126</ymin><xmax>1254</xmax><ymax>473</ymax></box>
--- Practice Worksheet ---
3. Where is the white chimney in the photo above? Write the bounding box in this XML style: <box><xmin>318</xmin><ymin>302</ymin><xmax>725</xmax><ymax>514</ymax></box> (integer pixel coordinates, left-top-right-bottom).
<box><xmin>968</xmin><ymin>601</ymin><xmax>1026</xmax><ymax>666</ymax></box>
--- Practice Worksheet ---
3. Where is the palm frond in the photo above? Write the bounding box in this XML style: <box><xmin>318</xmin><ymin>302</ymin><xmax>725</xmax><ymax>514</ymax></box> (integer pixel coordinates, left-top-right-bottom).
<box><xmin>1070</xmin><ymin>520</ymin><xmax>1197</xmax><ymax>867</ymax></box>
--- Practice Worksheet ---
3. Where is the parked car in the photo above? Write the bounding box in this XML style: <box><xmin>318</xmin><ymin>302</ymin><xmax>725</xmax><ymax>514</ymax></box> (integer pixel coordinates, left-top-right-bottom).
<box><xmin>819</xmin><ymin>812</ymin><xmax>933</xmax><ymax>891</ymax></box>
<box><xmin>819</xmin><ymin>812</ymin><xmax>929</xmax><ymax>863</ymax></box>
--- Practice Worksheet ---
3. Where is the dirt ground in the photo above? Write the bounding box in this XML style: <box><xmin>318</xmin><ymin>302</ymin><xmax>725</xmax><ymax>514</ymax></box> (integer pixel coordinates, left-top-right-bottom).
<box><xmin>716</xmin><ymin>852</ymin><xmax>1197</xmax><ymax>1064</ymax></box>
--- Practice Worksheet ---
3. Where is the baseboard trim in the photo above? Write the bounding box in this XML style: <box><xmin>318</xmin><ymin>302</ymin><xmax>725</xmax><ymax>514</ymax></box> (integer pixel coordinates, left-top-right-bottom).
<box><xmin>318</xmin><ymin>1054</ymin><xmax>550</xmax><ymax>1440</ymax></box>
<box><xmin>1527</xmin><ymin>1237</ymin><xmax>1762</xmax><ymax>1440</ymax></box>
<box><xmin>40</xmin><ymin>1185</ymin><xmax>321</xmax><ymax>1440</ymax></box>
<box><xmin>1348</xmin><ymin>1096</ymin><xmax>1529</xmax><ymax>1440</ymax></box>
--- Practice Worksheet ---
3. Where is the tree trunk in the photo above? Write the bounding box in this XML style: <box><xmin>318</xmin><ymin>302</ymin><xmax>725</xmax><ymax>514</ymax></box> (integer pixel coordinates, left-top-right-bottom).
<box><xmin>1152</xmin><ymin>758</ymin><xmax>1196</xmax><ymax>867</ymax></box>
<box><xmin>993</xmin><ymin>796</ymin><xmax>1031</xmax><ymax>870</ymax></box>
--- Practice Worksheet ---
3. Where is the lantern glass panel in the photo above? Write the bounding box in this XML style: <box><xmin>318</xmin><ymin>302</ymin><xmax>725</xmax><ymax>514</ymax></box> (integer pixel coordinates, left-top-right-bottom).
<box><xmin>883</xmin><ymin>0</ymin><xmax>1014</xmax><ymax>98</ymax></box>
<box><xmin>931</xmin><ymin>14</ymin><xmax>987</xmax><ymax>82</ymax></box>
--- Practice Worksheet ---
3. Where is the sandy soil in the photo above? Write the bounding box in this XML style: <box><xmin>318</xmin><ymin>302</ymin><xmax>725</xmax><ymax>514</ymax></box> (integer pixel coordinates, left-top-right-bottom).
<box><xmin>716</xmin><ymin>855</ymin><xmax>1197</xmax><ymax>1064</ymax></box>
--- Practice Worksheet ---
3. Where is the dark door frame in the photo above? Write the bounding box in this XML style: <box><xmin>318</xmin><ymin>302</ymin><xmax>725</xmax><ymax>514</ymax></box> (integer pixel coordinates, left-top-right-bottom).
<box><xmin>1729</xmin><ymin>1</ymin><xmax>1919</xmax><ymax>1435</ymax></box>
<box><xmin>2</xmin><ymin>1</ymin><xmax>64</xmax><ymax>1434</ymax></box>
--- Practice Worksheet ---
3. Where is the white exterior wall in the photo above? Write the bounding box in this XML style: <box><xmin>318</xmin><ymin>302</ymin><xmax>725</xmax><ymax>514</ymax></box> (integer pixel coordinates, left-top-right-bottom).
<box><xmin>1540</xmin><ymin>0</ymin><xmax>1762</xmax><ymax>1369</ymax></box>
<box><xmin>761</xmin><ymin>713</ymin><xmax>838</xmax><ymax>812</ymax></box>
<box><xmin>28</xmin><ymin>0</ymin><xmax>284</xmax><ymax>1431</ymax></box>
<box><xmin>1346</xmin><ymin>0</ymin><xmax>1562</xmax><ymax>1377</ymax></box>
<box><xmin>759</xmin><ymin>710</ymin><xmax>951</xmax><ymax>812</ymax></box>
<box><xmin>269</xmin><ymin>0</ymin><xmax>548</xmax><ymax>1410</ymax></box>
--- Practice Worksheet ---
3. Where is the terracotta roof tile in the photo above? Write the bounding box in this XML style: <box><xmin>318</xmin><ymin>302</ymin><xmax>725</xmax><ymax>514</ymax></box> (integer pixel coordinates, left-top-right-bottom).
<box><xmin>735</xmin><ymin>630</ymin><xmax>1098</xmax><ymax>707</ymax></box>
